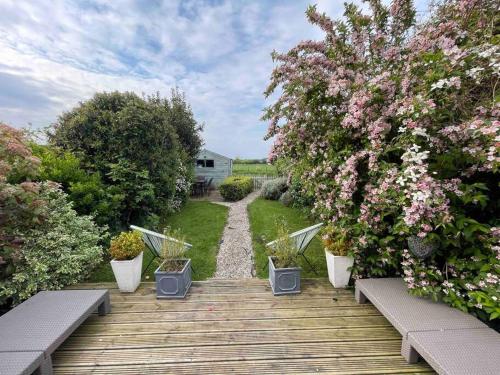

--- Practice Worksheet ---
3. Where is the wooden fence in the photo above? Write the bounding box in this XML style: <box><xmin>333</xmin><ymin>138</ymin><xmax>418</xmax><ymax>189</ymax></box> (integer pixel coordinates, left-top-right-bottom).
<box><xmin>242</xmin><ymin>175</ymin><xmax>276</xmax><ymax>189</ymax></box>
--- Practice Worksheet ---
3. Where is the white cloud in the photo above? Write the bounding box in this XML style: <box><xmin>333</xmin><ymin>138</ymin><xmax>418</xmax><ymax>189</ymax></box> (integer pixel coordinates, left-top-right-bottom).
<box><xmin>0</xmin><ymin>0</ymin><xmax>429</xmax><ymax>158</ymax></box>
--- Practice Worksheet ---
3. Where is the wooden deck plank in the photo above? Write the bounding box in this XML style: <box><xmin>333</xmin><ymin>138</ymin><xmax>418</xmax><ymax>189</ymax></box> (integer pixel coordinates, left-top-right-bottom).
<box><xmin>85</xmin><ymin>305</ymin><xmax>380</xmax><ymax>324</ymax></box>
<box><xmin>53</xmin><ymin>340</ymin><xmax>411</xmax><ymax>366</ymax></box>
<box><xmin>59</xmin><ymin>326</ymin><xmax>401</xmax><ymax>350</ymax></box>
<box><xmin>54</xmin><ymin>279</ymin><xmax>435</xmax><ymax>374</ymax></box>
<box><xmin>71</xmin><ymin>279</ymin><xmax>353</xmax><ymax>298</ymax></box>
<box><xmin>109</xmin><ymin>298</ymin><xmax>366</xmax><ymax>312</ymax></box>
<box><xmin>73</xmin><ymin>315</ymin><xmax>392</xmax><ymax>335</ymax></box>
<box><xmin>54</xmin><ymin>356</ymin><xmax>433</xmax><ymax>374</ymax></box>
<box><xmin>98</xmin><ymin>293</ymin><xmax>355</xmax><ymax>303</ymax></box>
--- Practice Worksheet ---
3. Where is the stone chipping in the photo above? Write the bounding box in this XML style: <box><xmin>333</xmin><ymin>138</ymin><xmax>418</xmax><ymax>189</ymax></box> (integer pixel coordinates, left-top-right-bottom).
<box><xmin>212</xmin><ymin>190</ymin><xmax>260</xmax><ymax>279</ymax></box>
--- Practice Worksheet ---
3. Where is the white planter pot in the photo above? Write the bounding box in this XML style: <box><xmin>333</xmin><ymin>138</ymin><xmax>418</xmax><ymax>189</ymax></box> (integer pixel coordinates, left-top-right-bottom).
<box><xmin>110</xmin><ymin>251</ymin><xmax>143</xmax><ymax>293</ymax></box>
<box><xmin>325</xmin><ymin>250</ymin><xmax>354</xmax><ymax>288</ymax></box>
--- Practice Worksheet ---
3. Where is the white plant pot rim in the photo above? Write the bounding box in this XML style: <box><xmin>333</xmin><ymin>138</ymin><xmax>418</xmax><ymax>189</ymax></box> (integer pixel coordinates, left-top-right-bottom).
<box><xmin>110</xmin><ymin>253</ymin><xmax>143</xmax><ymax>263</ymax></box>
<box><xmin>324</xmin><ymin>249</ymin><xmax>353</xmax><ymax>258</ymax></box>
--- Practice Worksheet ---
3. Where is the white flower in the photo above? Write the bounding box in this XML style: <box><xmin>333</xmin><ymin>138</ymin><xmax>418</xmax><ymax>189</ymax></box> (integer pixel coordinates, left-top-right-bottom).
<box><xmin>431</xmin><ymin>79</ymin><xmax>447</xmax><ymax>91</ymax></box>
<box><xmin>478</xmin><ymin>46</ymin><xmax>496</xmax><ymax>58</ymax></box>
<box><xmin>412</xmin><ymin>127</ymin><xmax>429</xmax><ymax>139</ymax></box>
<box><xmin>443</xmin><ymin>280</ymin><xmax>454</xmax><ymax>288</ymax></box>
<box><xmin>466</xmin><ymin>67</ymin><xmax>484</xmax><ymax>81</ymax></box>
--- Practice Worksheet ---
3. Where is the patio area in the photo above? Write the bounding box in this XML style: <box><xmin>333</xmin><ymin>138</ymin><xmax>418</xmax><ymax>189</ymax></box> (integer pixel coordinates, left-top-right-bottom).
<box><xmin>53</xmin><ymin>279</ymin><xmax>434</xmax><ymax>374</ymax></box>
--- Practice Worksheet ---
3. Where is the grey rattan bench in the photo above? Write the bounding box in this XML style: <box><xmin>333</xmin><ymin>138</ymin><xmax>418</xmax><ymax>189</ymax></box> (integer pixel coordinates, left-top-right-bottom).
<box><xmin>0</xmin><ymin>290</ymin><xmax>110</xmax><ymax>375</ymax></box>
<box><xmin>408</xmin><ymin>328</ymin><xmax>500</xmax><ymax>375</ymax></box>
<box><xmin>0</xmin><ymin>352</ymin><xmax>45</xmax><ymax>375</ymax></box>
<box><xmin>355</xmin><ymin>278</ymin><xmax>500</xmax><ymax>375</ymax></box>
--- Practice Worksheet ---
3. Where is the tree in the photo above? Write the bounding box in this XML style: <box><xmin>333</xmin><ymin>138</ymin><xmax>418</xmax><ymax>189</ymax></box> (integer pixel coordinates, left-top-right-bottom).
<box><xmin>50</xmin><ymin>91</ymin><xmax>199</xmax><ymax>226</ymax></box>
<box><xmin>149</xmin><ymin>89</ymin><xmax>203</xmax><ymax>161</ymax></box>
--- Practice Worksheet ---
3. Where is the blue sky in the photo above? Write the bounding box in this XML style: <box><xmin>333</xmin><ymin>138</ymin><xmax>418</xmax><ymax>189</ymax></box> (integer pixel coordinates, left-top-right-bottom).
<box><xmin>0</xmin><ymin>0</ymin><xmax>429</xmax><ymax>158</ymax></box>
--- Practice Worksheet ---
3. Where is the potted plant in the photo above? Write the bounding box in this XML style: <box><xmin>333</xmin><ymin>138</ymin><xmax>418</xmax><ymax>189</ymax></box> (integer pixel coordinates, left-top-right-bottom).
<box><xmin>109</xmin><ymin>230</ymin><xmax>145</xmax><ymax>293</ymax></box>
<box><xmin>154</xmin><ymin>228</ymin><xmax>192</xmax><ymax>299</ymax></box>
<box><xmin>323</xmin><ymin>226</ymin><xmax>354</xmax><ymax>288</ymax></box>
<box><xmin>267</xmin><ymin>220</ymin><xmax>301</xmax><ymax>295</ymax></box>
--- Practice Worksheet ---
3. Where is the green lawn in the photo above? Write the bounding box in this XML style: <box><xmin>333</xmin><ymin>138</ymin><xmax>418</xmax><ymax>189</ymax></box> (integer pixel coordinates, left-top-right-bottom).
<box><xmin>88</xmin><ymin>201</ymin><xmax>228</xmax><ymax>282</ymax></box>
<box><xmin>248</xmin><ymin>198</ymin><xmax>327</xmax><ymax>278</ymax></box>
<box><xmin>232</xmin><ymin>163</ymin><xmax>278</xmax><ymax>176</ymax></box>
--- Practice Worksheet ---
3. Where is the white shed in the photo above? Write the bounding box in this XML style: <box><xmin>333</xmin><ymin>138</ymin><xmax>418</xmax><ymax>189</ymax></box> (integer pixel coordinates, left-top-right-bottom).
<box><xmin>195</xmin><ymin>149</ymin><xmax>233</xmax><ymax>186</ymax></box>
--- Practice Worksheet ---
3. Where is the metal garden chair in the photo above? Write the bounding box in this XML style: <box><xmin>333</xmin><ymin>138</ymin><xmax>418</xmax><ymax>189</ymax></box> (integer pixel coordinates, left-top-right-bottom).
<box><xmin>204</xmin><ymin>177</ymin><xmax>213</xmax><ymax>196</ymax></box>
<box><xmin>130</xmin><ymin>225</ymin><xmax>193</xmax><ymax>276</ymax></box>
<box><xmin>266</xmin><ymin>222</ymin><xmax>324</xmax><ymax>274</ymax></box>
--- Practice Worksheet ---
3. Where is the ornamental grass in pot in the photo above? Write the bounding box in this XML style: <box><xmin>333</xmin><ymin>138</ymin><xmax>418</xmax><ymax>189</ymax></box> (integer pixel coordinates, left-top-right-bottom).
<box><xmin>109</xmin><ymin>230</ymin><xmax>145</xmax><ymax>293</ymax></box>
<box><xmin>267</xmin><ymin>220</ymin><xmax>301</xmax><ymax>295</ymax></box>
<box><xmin>323</xmin><ymin>226</ymin><xmax>354</xmax><ymax>288</ymax></box>
<box><xmin>154</xmin><ymin>228</ymin><xmax>192</xmax><ymax>299</ymax></box>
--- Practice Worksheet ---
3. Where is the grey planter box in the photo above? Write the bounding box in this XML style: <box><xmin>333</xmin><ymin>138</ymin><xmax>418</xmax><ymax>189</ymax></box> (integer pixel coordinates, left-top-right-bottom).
<box><xmin>268</xmin><ymin>256</ymin><xmax>301</xmax><ymax>295</ymax></box>
<box><xmin>154</xmin><ymin>258</ymin><xmax>192</xmax><ymax>299</ymax></box>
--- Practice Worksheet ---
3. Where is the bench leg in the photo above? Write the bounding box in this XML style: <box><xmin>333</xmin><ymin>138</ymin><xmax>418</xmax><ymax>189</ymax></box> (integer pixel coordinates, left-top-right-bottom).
<box><xmin>355</xmin><ymin>288</ymin><xmax>368</xmax><ymax>304</ymax></box>
<box><xmin>401</xmin><ymin>337</ymin><xmax>420</xmax><ymax>364</ymax></box>
<box><xmin>98</xmin><ymin>294</ymin><xmax>111</xmax><ymax>315</ymax></box>
<box><xmin>34</xmin><ymin>355</ymin><xmax>53</xmax><ymax>375</ymax></box>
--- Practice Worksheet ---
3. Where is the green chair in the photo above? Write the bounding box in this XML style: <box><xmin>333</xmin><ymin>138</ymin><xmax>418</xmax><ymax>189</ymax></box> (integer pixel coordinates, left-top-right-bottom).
<box><xmin>266</xmin><ymin>223</ymin><xmax>323</xmax><ymax>274</ymax></box>
<box><xmin>130</xmin><ymin>225</ymin><xmax>192</xmax><ymax>276</ymax></box>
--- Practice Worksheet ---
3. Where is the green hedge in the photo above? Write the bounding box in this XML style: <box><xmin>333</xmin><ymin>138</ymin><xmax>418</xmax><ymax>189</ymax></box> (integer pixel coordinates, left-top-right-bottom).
<box><xmin>219</xmin><ymin>176</ymin><xmax>253</xmax><ymax>201</ymax></box>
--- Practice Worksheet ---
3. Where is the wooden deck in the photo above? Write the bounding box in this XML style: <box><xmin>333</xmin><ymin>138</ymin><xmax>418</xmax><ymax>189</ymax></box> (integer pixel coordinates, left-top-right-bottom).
<box><xmin>54</xmin><ymin>279</ymin><xmax>434</xmax><ymax>374</ymax></box>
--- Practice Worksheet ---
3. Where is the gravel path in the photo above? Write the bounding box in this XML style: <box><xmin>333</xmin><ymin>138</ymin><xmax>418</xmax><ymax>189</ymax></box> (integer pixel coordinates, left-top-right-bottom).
<box><xmin>213</xmin><ymin>190</ymin><xmax>260</xmax><ymax>279</ymax></box>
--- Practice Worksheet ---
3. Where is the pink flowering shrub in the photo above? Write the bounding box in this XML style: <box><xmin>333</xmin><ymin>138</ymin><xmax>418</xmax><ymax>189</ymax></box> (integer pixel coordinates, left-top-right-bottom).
<box><xmin>264</xmin><ymin>0</ymin><xmax>499</xmax><ymax>320</ymax></box>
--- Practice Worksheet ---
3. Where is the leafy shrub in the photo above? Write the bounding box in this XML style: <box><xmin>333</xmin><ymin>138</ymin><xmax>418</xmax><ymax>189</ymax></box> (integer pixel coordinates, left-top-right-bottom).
<box><xmin>1</xmin><ymin>124</ymin><xmax>43</xmax><ymax>289</ymax></box>
<box><xmin>219</xmin><ymin>176</ymin><xmax>253</xmax><ymax>201</ymax></box>
<box><xmin>157</xmin><ymin>89</ymin><xmax>204</xmax><ymax>160</ymax></box>
<box><xmin>109</xmin><ymin>231</ymin><xmax>145</xmax><ymax>261</ymax></box>
<box><xmin>261</xmin><ymin>177</ymin><xmax>287</xmax><ymax>200</ymax></box>
<box><xmin>31</xmin><ymin>143</ymin><xmax>85</xmax><ymax>186</ymax></box>
<box><xmin>266</xmin><ymin>220</ymin><xmax>298</xmax><ymax>268</ymax></box>
<box><xmin>49</xmin><ymin>91</ymin><xmax>200</xmax><ymax>226</ymax></box>
<box><xmin>106</xmin><ymin>159</ymin><xmax>156</xmax><ymax>224</ymax></box>
<box><xmin>1</xmin><ymin>183</ymin><xmax>105</xmax><ymax>305</ymax></box>
<box><xmin>322</xmin><ymin>225</ymin><xmax>350</xmax><ymax>257</ymax></box>
<box><xmin>264</xmin><ymin>0</ymin><xmax>499</xmax><ymax>320</ymax></box>
<box><xmin>1</xmin><ymin>126</ymin><xmax>106</xmax><ymax>306</ymax></box>
<box><xmin>279</xmin><ymin>191</ymin><xmax>294</xmax><ymax>207</ymax></box>
<box><xmin>31</xmin><ymin>144</ymin><xmax>123</xmax><ymax>229</ymax></box>
<box><xmin>287</xmin><ymin>170</ymin><xmax>315</xmax><ymax>209</ymax></box>
<box><xmin>67</xmin><ymin>174</ymin><xmax>124</xmax><ymax>230</ymax></box>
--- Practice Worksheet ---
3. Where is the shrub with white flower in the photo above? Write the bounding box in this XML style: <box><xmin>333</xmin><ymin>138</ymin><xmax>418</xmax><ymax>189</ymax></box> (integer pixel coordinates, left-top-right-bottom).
<box><xmin>264</xmin><ymin>0</ymin><xmax>499</xmax><ymax>320</ymax></box>
<box><xmin>169</xmin><ymin>161</ymin><xmax>192</xmax><ymax>212</ymax></box>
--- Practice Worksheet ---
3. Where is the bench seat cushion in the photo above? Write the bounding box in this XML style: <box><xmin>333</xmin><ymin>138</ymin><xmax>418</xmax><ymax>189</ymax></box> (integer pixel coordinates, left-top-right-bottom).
<box><xmin>0</xmin><ymin>290</ymin><xmax>109</xmax><ymax>355</ymax></box>
<box><xmin>355</xmin><ymin>278</ymin><xmax>485</xmax><ymax>338</ymax></box>
<box><xmin>0</xmin><ymin>351</ymin><xmax>44</xmax><ymax>375</ymax></box>
<box><xmin>408</xmin><ymin>328</ymin><xmax>500</xmax><ymax>375</ymax></box>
